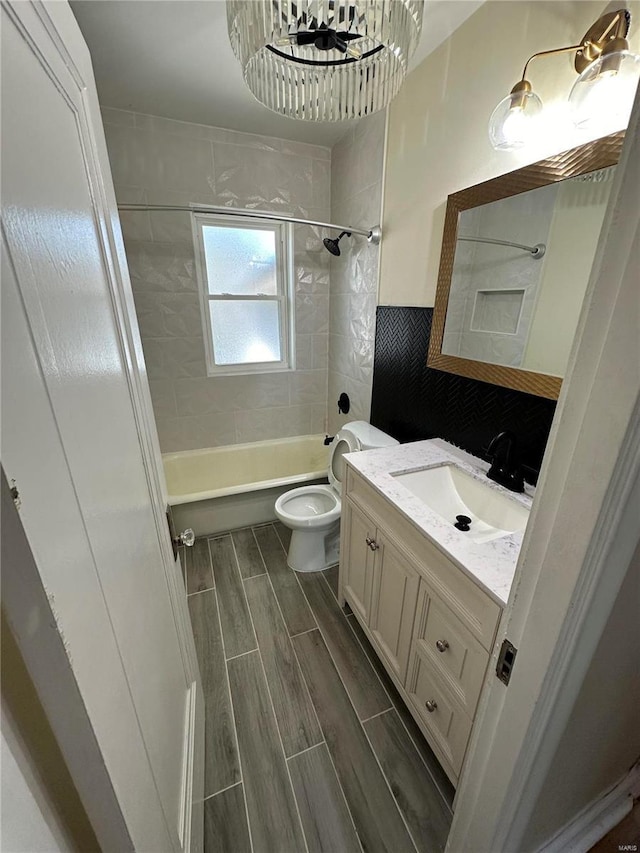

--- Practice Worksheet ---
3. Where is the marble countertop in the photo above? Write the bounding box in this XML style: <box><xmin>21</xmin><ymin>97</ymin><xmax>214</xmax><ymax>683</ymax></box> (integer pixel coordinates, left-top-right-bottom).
<box><xmin>344</xmin><ymin>439</ymin><xmax>532</xmax><ymax>606</ymax></box>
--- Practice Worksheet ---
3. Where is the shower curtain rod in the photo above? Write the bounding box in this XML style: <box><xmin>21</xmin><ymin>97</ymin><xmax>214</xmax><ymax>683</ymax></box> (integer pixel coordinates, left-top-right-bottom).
<box><xmin>457</xmin><ymin>235</ymin><xmax>546</xmax><ymax>258</ymax></box>
<box><xmin>117</xmin><ymin>203</ymin><xmax>382</xmax><ymax>244</ymax></box>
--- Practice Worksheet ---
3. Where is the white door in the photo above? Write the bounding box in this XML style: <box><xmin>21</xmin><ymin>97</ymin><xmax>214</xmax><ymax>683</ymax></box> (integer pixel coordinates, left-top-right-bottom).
<box><xmin>1</xmin><ymin>2</ymin><xmax>203</xmax><ymax>850</ymax></box>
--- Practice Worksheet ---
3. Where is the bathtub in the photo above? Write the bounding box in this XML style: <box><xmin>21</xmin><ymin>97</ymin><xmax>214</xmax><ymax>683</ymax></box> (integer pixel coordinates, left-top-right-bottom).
<box><xmin>164</xmin><ymin>434</ymin><xmax>329</xmax><ymax>537</ymax></box>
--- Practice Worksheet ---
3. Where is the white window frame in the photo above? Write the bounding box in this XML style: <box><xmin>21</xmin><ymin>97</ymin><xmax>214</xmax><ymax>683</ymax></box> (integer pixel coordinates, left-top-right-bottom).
<box><xmin>192</xmin><ymin>212</ymin><xmax>295</xmax><ymax>377</ymax></box>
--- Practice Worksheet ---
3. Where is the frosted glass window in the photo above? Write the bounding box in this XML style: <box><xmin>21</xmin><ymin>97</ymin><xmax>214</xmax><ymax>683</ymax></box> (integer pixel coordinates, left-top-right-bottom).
<box><xmin>202</xmin><ymin>226</ymin><xmax>277</xmax><ymax>295</ymax></box>
<box><xmin>210</xmin><ymin>301</ymin><xmax>281</xmax><ymax>365</ymax></box>
<box><xmin>194</xmin><ymin>214</ymin><xmax>293</xmax><ymax>375</ymax></box>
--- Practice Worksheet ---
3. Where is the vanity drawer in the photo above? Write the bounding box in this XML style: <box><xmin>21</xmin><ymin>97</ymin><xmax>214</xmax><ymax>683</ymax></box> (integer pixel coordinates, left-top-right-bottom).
<box><xmin>406</xmin><ymin>645</ymin><xmax>473</xmax><ymax>778</ymax></box>
<box><xmin>345</xmin><ymin>465</ymin><xmax>395</xmax><ymax>523</ymax></box>
<box><xmin>414</xmin><ymin>581</ymin><xmax>489</xmax><ymax>718</ymax></box>
<box><xmin>345</xmin><ymin>465</ymin><xmax>502</xmax><ymax>650</ymax></box>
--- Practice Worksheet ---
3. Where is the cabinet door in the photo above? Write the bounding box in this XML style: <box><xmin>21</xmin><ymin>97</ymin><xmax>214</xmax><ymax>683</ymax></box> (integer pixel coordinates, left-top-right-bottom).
<box><xmin>341</xmin><ymin>498</ymin><xmax>377</xmax><ymax>623</ymax></box>
<box><xmin>369</xmin><ymin>534</ymin><xmax>420</xmax><ymax>683</ymax></box>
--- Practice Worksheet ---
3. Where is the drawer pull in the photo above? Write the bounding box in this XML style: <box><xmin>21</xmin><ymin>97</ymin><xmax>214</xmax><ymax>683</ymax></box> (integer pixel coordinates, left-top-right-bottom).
<box><xmin>425</xmin><ymin>700</ymin><xmax>438</xmax><ymax>713</ymax></box>
<box><xmin>365</xmin><ymin>537</ymin><xmax>379</xmax><ymax>551</ymax></box>
<box><xmin>436</xmin><ymin>639</ymin><xmax>449</xmax><ymax>653</ymax></box>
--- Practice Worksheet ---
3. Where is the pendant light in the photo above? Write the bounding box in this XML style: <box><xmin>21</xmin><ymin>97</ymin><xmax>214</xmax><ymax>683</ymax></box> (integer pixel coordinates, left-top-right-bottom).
<box><xmin>227</xmin><ymin>0</ymin><xmax>423</xmax><ymax>122</ymax></box>
<box><xmin>488</xmin><ymin>80</ymin><xmax>543</xmax><ymax>151</ymax></box>
<box><xmin>488</xmin><ymin>9</ymin><xmax>640</xmax><ymax>151</ymax></box>
<box><xmin>569</xmin><ymin>36</ymin><xmax>640</xmax><ymax>131</ymax></box>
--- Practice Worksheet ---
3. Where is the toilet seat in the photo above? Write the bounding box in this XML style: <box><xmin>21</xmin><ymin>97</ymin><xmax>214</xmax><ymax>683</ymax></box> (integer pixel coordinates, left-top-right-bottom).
<box><xmin>275</xmin><ymin>484</ymin><xmax>341</xmax><ymax>530</ymax></box>
<box><xmin>327</xmin><ymin>429</ymin><xmax>360</xmax><ymax>491</ymax></box>
<box><xmin>274</xmin><ymin>425</ymin><xmax>358</xmax><ymax>532</ymax></box>
<box><xmin>274</xmin><ymin>422</ymin><xmax>397</xmax><ymax>572</ymax></box>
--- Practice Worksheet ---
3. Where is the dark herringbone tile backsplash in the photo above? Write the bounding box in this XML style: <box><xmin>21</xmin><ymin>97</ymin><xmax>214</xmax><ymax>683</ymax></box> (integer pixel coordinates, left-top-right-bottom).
<box><xmin>370</xmin><ymin>307</ymin><xmax>556</xmax><ymax>479</ymax></box>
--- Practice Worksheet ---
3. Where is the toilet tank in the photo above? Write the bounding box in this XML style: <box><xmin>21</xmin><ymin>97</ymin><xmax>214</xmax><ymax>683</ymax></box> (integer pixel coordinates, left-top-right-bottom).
<box><xmin>343</xmin><ymin>420</ymin><xmax>398</xmax><ymax>451</ymax></box>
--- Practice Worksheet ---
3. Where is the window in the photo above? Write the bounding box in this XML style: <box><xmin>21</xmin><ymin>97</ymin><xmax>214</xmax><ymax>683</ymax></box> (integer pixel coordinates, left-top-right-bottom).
<box><xmin>193</xmin><ymin>214</ymin><xmax>294</xmax><ymax>375</ymax></box>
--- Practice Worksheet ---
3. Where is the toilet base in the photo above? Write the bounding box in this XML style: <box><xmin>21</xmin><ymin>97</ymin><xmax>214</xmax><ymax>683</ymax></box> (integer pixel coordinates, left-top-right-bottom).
<box><xmin>287</xmin><ymin>522</ymin><xmax>340</xmax><ymax>573</ymax></box>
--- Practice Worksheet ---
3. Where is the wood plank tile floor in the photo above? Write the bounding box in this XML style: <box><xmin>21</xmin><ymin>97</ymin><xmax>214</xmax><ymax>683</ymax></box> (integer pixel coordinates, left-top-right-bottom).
<box><xmin>186</xmin><ymin>522</ymin><xmax>454</xmax><ymax>853</ymax></box>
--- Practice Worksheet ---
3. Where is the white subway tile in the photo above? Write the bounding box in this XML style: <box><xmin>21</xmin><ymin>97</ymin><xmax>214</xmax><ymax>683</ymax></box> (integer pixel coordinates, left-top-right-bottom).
<box><xmin>134</xmin><ymin>293</ymin><xmax>202</xmax><ymax>338</ymax></box>
<box><xmin>295</xmin><ymin>335</ymin><xmax>313</xmax><ymax>370</ymax></box>
<box><xmin>146</xmin><ymin>132</ymin><xmax>214</xmax><ymax>192</ymax></box>
<box><xmin>296</xmin><ymin>293</ymin><xmax>329</xmax><ymax>335</ymax></box>
<box><xmin>280</xmin><ymin>138</ymin><xmax>331</xmax><ymax>161</ymax></box>
<box><xmin>156</xmin><ymin>411</ymin><xmax>236</xmax><ymax>453</ymax></box>
<box><xmin>308</xmin><ymin>403</ymin><xmax>327</xmax><ymax>434</ymax></box>
<box><xmin>312</xmin><ymin>335</ymin><xmax>329</xmax><ymax>370</ymax></box>
<box><xmin>142</xmin><ymin>337</ymin><xmax>207</xmax><ymax>380</ymax></box>
<box><xmin>234</xmin><ymin>406</ymin><xmax>311</xmax><ymax>443</ymax></box>
<box><xmin>289</xmin><ymin>370</ymin><xmax>327</xmax><ymax>406</ymax></box>
<box><xmin>329</xmin><ymin>294</ymin><xmax>349</xmax><ymax>338</ymax></box>
<box><xmin>148</xmin><ymin>379</ymin><xmax>177</xmax><ymax>420</ymax></box>
<box><xmin>125</xmin><ymin>241</ymin><xmax>197</xmax><ymax>293</ymax></box>
<box><xmin>173</xmin><ymin>373</ymin><xmax>291</xmax><ymax>415</ymax></box>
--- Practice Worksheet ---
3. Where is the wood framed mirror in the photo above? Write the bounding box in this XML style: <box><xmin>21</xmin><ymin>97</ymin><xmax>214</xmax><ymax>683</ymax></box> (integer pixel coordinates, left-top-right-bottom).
<box><xmin>427</xmin><ymin>131</ymin><xmax>624</xmax><ymax>400</ymax></box>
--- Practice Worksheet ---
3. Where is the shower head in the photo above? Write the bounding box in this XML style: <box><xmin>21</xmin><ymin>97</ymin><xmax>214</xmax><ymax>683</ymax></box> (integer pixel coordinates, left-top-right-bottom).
<box><xmin>323</xmin><ymin>230</ymin><xmax>351</xmax><ymax>256</ymax></box>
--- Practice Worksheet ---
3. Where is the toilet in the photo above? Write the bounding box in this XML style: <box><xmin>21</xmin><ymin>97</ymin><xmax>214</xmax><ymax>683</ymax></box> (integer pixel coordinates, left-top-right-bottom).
<box><xmin>274</xmin><ymin>421</ymin><xmax>398</xmax><ymax>572</ymax></box>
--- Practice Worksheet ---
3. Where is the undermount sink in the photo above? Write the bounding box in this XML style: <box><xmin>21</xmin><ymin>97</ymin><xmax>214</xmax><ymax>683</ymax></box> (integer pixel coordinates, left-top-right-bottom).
<box><xmin>391</xmin><ymin>463</ymin><xmax>530</xmax><ymax>544</ymax></box>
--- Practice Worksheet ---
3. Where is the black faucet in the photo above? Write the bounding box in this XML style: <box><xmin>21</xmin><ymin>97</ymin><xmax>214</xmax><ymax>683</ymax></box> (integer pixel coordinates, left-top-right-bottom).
<box><xmin>486</xmin><ymin>431</ymin><xmax>525</xmax><ymax>493</ymax></box>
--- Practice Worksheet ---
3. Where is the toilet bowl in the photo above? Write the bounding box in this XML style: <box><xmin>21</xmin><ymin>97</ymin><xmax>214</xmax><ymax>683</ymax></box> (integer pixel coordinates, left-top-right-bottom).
<box><xmin>274</xmin><ymin>421</ymin><xmax>398</xmax><ymax>572</ymax></box>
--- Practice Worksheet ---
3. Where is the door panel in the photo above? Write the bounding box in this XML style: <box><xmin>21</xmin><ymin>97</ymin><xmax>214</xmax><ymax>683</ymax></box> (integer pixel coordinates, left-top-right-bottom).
<box><xmin>1</xmin><ymin>4</ymin><xmax>199</xmax><ymax>849</ymax></box>
<box><xmin>369</xmin><ymin>535</ymin><xmax>419</xmax><ymax>683</ymax></box>
<box><xmin>342</xmin><ymin>498</ymin><xmax>376</xmax><ymax>623</ymax></box>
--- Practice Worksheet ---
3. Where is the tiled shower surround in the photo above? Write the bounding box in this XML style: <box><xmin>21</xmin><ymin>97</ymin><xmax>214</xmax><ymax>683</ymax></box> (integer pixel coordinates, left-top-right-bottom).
<box><xmin>328</xmin><ymin>112</ymin><xmax>385</xmax><ymax>435</ymax></box>
<box><xmin>102</xmin><ymin>107</ymin><xmax>332</xmax><ymax>452</ymax></box>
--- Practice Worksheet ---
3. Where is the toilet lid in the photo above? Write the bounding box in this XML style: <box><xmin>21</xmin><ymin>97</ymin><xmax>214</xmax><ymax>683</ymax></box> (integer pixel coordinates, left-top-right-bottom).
<box><xmin>328</xmin><ymin>429</ymin><xmax>360</xmax><ymax>491</ymax></box>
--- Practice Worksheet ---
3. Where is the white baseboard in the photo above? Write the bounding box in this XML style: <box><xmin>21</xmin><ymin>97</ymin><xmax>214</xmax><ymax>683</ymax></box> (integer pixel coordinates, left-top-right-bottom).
<box><xmin>538</xmin><ymin>762</ymin><xmax>640</xmax><ymax>853</ymax></box>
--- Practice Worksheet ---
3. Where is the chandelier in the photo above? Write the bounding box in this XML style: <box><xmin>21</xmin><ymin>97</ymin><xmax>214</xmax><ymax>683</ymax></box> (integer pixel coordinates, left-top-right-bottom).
<box><xmin>227</xmin><ymin>0</ymin><xmax>423</xmax><ymax>121</ymax></box>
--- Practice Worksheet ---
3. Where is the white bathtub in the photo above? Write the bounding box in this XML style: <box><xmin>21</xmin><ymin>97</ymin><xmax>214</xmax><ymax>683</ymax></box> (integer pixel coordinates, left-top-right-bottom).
<box><xmin>164</xmin><ymin>434</ymin><xmax>329</xmax><ymax>537</ymax></box>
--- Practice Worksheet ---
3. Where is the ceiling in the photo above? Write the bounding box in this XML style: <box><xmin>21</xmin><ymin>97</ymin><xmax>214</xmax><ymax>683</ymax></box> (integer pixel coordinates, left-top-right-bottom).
<box><xmin>71</xmin><ymin>0</ymin><xmax>483</xmax><ymax>147</ymax></box>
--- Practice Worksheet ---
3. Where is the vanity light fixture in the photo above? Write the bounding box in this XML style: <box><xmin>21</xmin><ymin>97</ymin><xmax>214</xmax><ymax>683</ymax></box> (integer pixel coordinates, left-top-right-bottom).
<box><xmin>489</xmin><ymin>9</ymin><xmax>640</xmax><ymax>150</ymax></box>
<box><xmin>226</xmin><ymin>0</ymin><xmax>423</xmax><ymax>121</ymax></box>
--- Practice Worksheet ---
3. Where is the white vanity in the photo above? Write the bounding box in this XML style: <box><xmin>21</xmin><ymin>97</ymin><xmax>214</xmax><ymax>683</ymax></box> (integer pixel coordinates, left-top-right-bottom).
<box><xmin>337</xmin><ymin>439</ymin><xmax>531</xmax><ymax>787</ymax></box>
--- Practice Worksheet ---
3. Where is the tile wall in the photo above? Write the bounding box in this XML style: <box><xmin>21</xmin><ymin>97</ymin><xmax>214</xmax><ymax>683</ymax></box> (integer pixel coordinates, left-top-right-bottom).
<box><xmin>371</xmin><ymin>307</ymin><xmax>556</xmax><ymax>479</ymax></box>
<box><xmin>328</xmin><ymin>112</ymin><xmax>386</xmax><ymax>435</ymax></box>
<box><xmin>102</xmin><ymin>107</ymin><xmax>331</xmax><ymax>452</ymax></box>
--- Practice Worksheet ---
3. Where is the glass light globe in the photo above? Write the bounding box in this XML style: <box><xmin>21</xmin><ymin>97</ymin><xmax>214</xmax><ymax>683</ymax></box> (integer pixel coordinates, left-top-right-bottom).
<box><xmin>488</xmin><ymin>90</ymin><xmax>543</xmax><ymax>151</ymax></box>
<box><xmin>569</xmin><ymin>49</ymin><xmax>640</xmax><ymax>132</ymax></box>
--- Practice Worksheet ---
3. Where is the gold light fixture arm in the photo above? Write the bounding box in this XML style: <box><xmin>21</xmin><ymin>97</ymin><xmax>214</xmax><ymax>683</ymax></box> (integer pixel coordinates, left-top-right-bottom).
<box><xmin>520</xmin><ymin>44</ymin><xmax>585</xmax><ymax>83</ymax></box>
<box><xmin>515</xmin><ymin>9</ymin><xmax>630</xmax><ymax>87</ymax></box>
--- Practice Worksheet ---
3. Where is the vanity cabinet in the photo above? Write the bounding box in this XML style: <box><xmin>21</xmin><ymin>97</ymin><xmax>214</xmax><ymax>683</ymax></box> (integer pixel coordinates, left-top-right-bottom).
<box><xmin>339</xmin><ymin>466</ymin><xmax>503</xmax><ymax>786</ymax></box>
<box><xmin>342</xmin><ymin>497</ymin><xmax>420</xmax><ymax>682</ymax></box>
